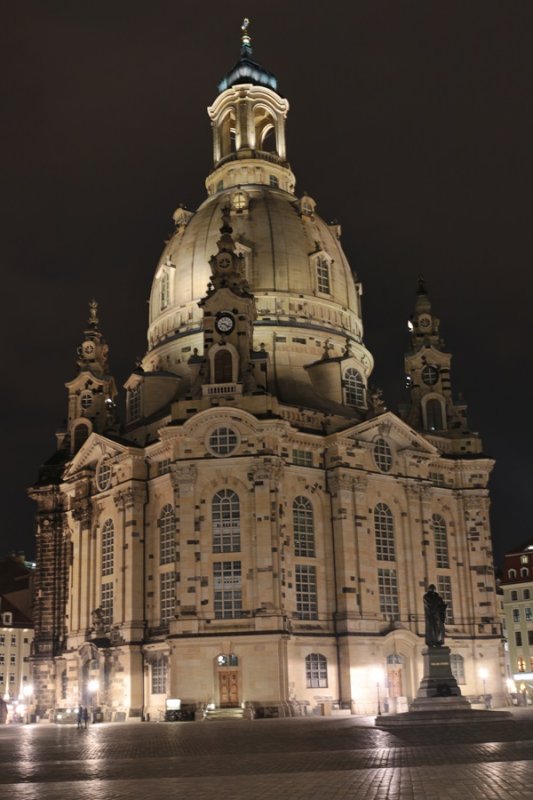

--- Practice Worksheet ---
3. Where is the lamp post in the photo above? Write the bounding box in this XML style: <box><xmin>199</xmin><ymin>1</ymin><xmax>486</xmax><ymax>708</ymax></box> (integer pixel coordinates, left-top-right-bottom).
<box><xmin>87</xmin><ymin>678</ymin><xmax>99</xmax><ymax>724</ymax></box>
<box><xmin>373</xmin><ymin>667</ymin><xmax>384</xmax><ymax>716</ymax></box>
<box><xmin>479</xmin><ymin>667</ymin><xmax>489</xmax><ymax>708</ymax></box>
<box><xmin>23</xmin><ymin>684</ymin><xmax>33</xmax><ymax>724</ymax></box>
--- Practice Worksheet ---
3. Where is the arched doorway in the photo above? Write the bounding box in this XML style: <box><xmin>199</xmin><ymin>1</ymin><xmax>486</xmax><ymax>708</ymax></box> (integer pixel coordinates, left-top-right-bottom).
<box><xmin>216</xmin><ymin>654</ymin><xmax>239</xmax><ymax>707</ymax></box>
<box><xmin>386</xmin><ymin>653</ymin><xmax>404</xmax><ymax>700</ymax></box>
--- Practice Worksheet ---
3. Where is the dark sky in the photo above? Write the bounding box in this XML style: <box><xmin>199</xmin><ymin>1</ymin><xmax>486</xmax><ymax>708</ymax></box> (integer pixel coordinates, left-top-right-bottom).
<box><xmin>2</xmin><ymin>2</ymin><xmax>532</xmax><ymax>566</ymax></box>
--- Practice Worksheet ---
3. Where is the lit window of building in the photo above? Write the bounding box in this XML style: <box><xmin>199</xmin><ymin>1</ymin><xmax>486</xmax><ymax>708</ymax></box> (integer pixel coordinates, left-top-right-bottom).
<box><xmin>151</xmin><ymin>659</ymin><xmax>167</xmax><ymax>694</ymax></box>
<box><xmin>293</xmin><ymin>496</ymin><xmax>315</xmax><ymax>558</ymax></box>
<box><xmin>305</xmin><ymin>653</ymin><xmax>327</xmax><ymax>688</ymax></box>
<box><xmin>378</xmin><ymin>569</ymin><xmax>399</xmax><ymax>619</ymax></box>
<box><xmin>295</xmin><ymin>565</ymin><xmax>318</xmax><ymax>620</ymax></box>
<box><xmin>212</xmin><ymin>490</ymin><xmax>241</xmax><ymax>553</ymax></box>
<box><xmin>159</xmin><ymin>505</ymin><xmax>175</xmax><ymax>565</ymax></box>
<box><xmin>160</xmin><ymin>572</ymin><xmax>176</xmax><ymax>625</ymax></box>
<box><xmin>375</xmin><ymin>503</ymin><xmax>395</xmax><ymax>561</ymax></box>
<box><xmin>213</xmin><ymin>561</ymin><xmax>242</xmax><ymax>619</ymax></box>
<box><xmin>433</xmin><ymin>515</ymin><xmax>449</xmax><ymax>568</ymax></box>
<box><xmin>101</xmin><ymin>519</ymin><xmax>114</xmax><ymax>576</ymax></box>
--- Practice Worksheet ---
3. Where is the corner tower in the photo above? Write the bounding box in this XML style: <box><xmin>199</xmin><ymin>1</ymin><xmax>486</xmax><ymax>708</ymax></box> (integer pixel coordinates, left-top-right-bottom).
<box><xmin>400</xmin><ymin>277</ymin><xmax>480</xmax><ymax>454</ymax></box>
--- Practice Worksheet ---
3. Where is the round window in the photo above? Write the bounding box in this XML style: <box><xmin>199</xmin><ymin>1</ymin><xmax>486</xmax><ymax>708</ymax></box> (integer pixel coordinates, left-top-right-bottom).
<box><xmin>422</xmin><ymin>365</ymin><xmax>439</xmax><ymax>386</ymax></box>
<box><xmin>373</xmin><ymin>438</ymin><xmax>392</xmax><ymax>473</ymax></box>
<box><xmin>208</xmin><ymin>427</ymin><xmax>238</xmax><ymax>456</ymax></box>
<box><xmin>97</xmin><ymin>462</ymin><xmax>112</xmax><ymax>491</ymax></box>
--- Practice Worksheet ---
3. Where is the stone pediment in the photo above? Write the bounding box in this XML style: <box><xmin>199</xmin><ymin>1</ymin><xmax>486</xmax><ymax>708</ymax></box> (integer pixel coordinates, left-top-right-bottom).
<box><xmin>341</xmin><ymin>411</ymin><xmax>439</xmax><ymax>459</ymax></box>
<box><xmin>62</xmin><ymin>433</ymin><xmax>139</xmax><ymax>478</ymax></box>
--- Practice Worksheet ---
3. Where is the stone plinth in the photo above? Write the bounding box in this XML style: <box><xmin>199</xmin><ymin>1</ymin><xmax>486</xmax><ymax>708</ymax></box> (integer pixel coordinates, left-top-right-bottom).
<box><xmin>410</xmin><ymin>646</ymin><xmax>471</xmax><ymax>711</ymax></box>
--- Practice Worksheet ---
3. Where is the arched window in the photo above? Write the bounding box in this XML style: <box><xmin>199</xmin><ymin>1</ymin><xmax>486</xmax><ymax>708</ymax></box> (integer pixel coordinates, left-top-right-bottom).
<box><xmin>212</xmin><ymin>490</ymin><xmax>240</xmax><ymax>553</ymax></box>
<box><xmin>151</xmin><ymin>658</ymin><xmax>167</xmax><ymax>694</ymax></box>
<box><xmin>425</xmin><ymin>398</ymin><xmax>444</xmax><ymax>431</ymax></box>
<box><xmin>305</xmin><ymin>653</ymin><xmax>328</xmax><ymax>688</ymax></box>
<box><xmin>524</xmin><ymin>589</ymin><xmax>531</xmax><ymax>600</ymax></box>
<box><xmin>344</xmin><ymin>368</ymin><xmax>365</xmax><ymax>407</ymax></box>
<box><xmin>316</xmin><ymin>257</ymin><xmax>330</xmax><ymax>294</ymax></box>
<box><xmin>160</xmin><ymin>272</ymin><xmax>169</xmax><ymax>311</ymax></box>
<box><xmin>521</xmin><ymin>567</ymin><xmax>529</xmax><ymax>577</ymax></box>
<box><xmin>73</xmin><ymin>424</ymin><xmax>89</xmax><ymax>452</ymax></box>
<box><xmin>159</xmin><ymin>505</ymin><xmax>175</xmax><ymax>565</ymax></box>
<box><xmin>450</xmin><ymin>654</ymin><xmax>465</xmax><ymax>684</ymax></box>
<box><xmin>129</xmin><ymin>386</ymin><xmax>141</xmax><ymax>422</ymax></box>
<box><xmin>293</xmin><ymin>496</ymin><xmax>315</xmax><ymax>557</ymax></box>
<box><xmin>375</xmin><ymin>503</ymin><xmax>395</xmax><ymax>561</ymax></box>
<box><xmin>432</xmin><ymin>514</ymin><xmax>449</xmax><ymax>568</ymax></box>
<box><xmin>511</xmin><ymin>590</ymin><xmax>518</xmax><ymax>601</ymax></box>
<box><xmin>214</xmin><ymin>349</ymin><xmax>233</xmax><ymax>383</ymax></box>
<box><xmin>101</xmin><ymin>519</ymin><xmax>114</xmax><ymax>576</ymax></box>
<box><xmin>508</xmin><ymin>569</ymin><xmax>517</xmax><ymax>579</ymax></box>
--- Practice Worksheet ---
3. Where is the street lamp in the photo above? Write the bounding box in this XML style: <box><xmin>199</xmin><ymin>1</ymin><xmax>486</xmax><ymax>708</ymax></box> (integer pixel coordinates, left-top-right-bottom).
<box><xmin>479</xmin><ymin>667</ymin><xmax>489</xmax><ymax>708</ymax></box>
<box><xmin>373</xmin><ymin>667</ymin><xmax>385</xmax><ymax>716</ymax></box>
<box><xmin>87</xmin><ymin>679</ymin><xmax>99</xmax><ymax>724</ymax></box>
<box><xmin>23</xmin><ymin>684</ymin><xmax>33</xmax><ymax>723</ymax></box>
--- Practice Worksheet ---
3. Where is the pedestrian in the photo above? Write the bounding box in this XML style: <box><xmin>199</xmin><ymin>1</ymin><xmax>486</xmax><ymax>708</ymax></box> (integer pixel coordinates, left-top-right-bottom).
<box><xmin>83</xmin><ymin>707</ymin><xmax>89</xmax><ymax>729</ymax></box>
<box><xmin>77</xmin><ymin>705</ymin><xmax>83</xmax><ymax>729</ymax></box>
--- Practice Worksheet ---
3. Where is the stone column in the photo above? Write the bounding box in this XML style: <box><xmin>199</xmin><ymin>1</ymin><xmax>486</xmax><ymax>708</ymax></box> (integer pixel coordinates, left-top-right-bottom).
<box><xmin>251</xmin><ymin>458</ymin><xmax>285</xmax><ymax>628</ymax></box>
<box><xmin>113</xmin><ymin>484</ymin><xmax>147</xmax><ymax>641</ymax></box>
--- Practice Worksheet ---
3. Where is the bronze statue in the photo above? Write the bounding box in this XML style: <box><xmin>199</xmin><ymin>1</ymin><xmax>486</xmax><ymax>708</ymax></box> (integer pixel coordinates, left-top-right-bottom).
<box><xmin>423</xmin><ymin>584</ymin><xmax>447</xmax><ymax>647</ymax></box>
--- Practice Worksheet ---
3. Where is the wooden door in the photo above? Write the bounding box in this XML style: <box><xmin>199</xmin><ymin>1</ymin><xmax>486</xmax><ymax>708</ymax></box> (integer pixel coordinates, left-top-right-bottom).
<box><xmin>219</xmin><ymin>670</ymin><xmax>239</xmax><ymax>707</ymax></box>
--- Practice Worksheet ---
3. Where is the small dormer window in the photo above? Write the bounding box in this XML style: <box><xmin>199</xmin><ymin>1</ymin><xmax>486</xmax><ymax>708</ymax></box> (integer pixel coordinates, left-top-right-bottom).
<box><xmin>316</xmin><ymin>258</ymin><xmax>330</xmax><ymax>294</ymax></box>
<box><xmin>269</xmin><ymin>175</ymin><xmax>279</xmax><ymax>188</ymax></box>
<box><xmin>2</xmin><ymin>612</ymin><xmax>12</xmax><ymax>626</ymax></box>
<box><xmin>232</xmin><ymin>191</ymin><xmax>247</xmax><ymax>211</ymax></box>
<box><xmin>344</xmin><ymin>368</ymin><xmax>365</xmax><ymax>408</ymax></box>
<box><xmin>508</xmin><ymin>568</ymin><xmax>517</xmax><ymax>579</ymax></box>
<box><xmin>128</xmin><ymin>385</ymin><xmax>141</xmax><ymax>422</ymax></box>
<box><xmin>160</xmin><ymin>272</ymin><xmax>169</xmax><ymax>311</ymax></box>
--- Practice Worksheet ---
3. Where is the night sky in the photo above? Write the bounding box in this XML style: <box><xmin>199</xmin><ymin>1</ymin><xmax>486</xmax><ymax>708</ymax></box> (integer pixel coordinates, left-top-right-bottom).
<box><xmin>3</xmin><ymin>2</ymin><xmax>532</xmax><ymax>566</ymax></box>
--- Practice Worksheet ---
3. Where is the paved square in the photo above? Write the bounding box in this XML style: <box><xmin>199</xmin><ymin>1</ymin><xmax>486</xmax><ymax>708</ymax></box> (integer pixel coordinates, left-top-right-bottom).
<box><xmin>1</xmin><ymin>710</ymin><xmax>533</xmax><ymax>799</ymax></box>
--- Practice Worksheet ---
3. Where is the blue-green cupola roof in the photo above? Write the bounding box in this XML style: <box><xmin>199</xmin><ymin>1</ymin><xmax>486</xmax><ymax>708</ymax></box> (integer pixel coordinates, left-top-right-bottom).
<box><xmin>217</xmin><ymin>18</ymin><xmax>278</xmax><ymax>93</ymax></box>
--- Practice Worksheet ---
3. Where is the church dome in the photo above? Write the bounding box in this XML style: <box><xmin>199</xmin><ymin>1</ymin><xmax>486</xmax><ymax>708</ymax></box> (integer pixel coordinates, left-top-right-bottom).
<box><xmin>143</xmin><ymin>30</ymin><xmax>373</xmax><ymax>411</ymax></box>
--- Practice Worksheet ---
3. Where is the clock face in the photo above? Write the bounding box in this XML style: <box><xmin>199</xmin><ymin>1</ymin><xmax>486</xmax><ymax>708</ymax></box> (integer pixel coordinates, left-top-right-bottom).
<box><xmin>218</xmin><ymin>254</ymin><xmax>231</xmax><ymax>269</ymax></box>
<box><xmin>82</xmin><ymin>341</ymin><xmax>95</xmax><ymax>355</ymax></box>
<box><xmin>215</xmin><ymin>313</ymin><xmax>235</xmax><ymax>334</ymax></box>
<box><xmin>419</xmin><ymin>315</ymin><xmax>431</xmax><ymax>329</ymax></box>
<box><xmin>422</xmin><ymin>365</ymin><xmax>439</xmax><ymax>386</ymax></box>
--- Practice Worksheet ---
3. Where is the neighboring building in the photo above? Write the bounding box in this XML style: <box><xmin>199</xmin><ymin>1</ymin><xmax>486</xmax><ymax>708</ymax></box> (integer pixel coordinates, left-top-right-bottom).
<box><xmin>29</xmin><ymin>25</ymin><xmax>504</xmax><ymax>720</ymax></box>
<box><xmin>0</xmin><ymin>554</ymin><xmax>35</xmax><ymax>720</ymax></box>
<box><xmin>501</xmin><ymin>539</ymin><xmax>533</xmax><ymax>703</ymax></box>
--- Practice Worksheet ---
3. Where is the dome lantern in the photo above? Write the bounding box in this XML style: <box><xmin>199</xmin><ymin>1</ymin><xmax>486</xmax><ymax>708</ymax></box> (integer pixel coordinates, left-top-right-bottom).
<box><xmin>206</xmin><ymin>19</ymin><xmax>294</xmax><ymax>195</ymax></box>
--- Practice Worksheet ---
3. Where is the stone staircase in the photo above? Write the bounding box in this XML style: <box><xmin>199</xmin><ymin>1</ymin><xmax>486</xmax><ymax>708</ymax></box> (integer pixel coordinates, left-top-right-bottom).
<box><xmin>204</xmin><ymin>706</ymin><xmax>247</xmax><ymax>721</ymax></box>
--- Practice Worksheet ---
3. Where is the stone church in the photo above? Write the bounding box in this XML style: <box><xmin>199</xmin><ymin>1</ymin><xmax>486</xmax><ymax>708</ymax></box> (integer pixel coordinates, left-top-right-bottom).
<box><xmin>29</xmin><ymin>25</ymin><xmax>503</xmax><ymax>720</ymax></box>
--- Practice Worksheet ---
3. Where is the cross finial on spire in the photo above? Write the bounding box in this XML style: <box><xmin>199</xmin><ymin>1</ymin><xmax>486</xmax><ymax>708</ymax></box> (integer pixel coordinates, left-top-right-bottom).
<box><xmin>241</xmin><ymin>17</ymin><xmax>252</xmax><ymax>55</ymax></box>
<box><xmin>417</xmin><ymin>274</ymin><xmax>427</xmax><ymax>295</ymax></box>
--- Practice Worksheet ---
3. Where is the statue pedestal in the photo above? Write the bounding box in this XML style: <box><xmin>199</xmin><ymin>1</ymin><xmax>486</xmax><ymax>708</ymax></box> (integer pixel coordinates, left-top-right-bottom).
<box><xmin>410</xmin><ymin>647</ymin><xmax>471</xmax><ymax>711</ymax></box>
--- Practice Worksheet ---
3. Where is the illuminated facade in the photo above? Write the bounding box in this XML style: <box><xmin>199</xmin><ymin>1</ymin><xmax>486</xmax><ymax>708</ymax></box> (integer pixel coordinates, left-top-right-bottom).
<box><xmin>30</xmin><ymin>25</ymin><xmax>504</xmax><ymax>720</ymax></box>
<box><xmin>501</xmin><ymin>540</ymin><xmax>533</xmax><ymax>702</ymax></box>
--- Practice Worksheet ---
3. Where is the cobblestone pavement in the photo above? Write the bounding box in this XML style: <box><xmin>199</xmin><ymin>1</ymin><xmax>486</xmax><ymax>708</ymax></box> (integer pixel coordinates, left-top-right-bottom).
<box><xmin>2</xmin><ymin>710</ymin><xmax>533</xmax><ymax>799</ymax></box>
